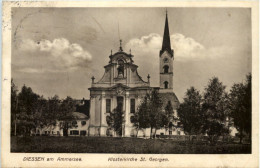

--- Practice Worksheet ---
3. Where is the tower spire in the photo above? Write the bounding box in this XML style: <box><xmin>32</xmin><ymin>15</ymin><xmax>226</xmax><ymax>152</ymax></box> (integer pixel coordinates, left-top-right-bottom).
<box><xmin>161</xmin><ymin>9</ymin><xmax>173</xmax><ymax>56</ymax></box>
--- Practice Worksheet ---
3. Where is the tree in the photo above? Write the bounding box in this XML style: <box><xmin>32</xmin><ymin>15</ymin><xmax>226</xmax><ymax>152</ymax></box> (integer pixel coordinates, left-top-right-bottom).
<box><xmin>177</xmin><ymin>87</ymin><xmax>203</xmax><ymax>140</ymax></box>
<box><xmin>10</xmin><ymin>82</ymin><xmax>81</xmax><ymax>136</ymax></box>
<box><xmin>229</xmin><ymin>74</ymin><xmax>251</xmax><ymax>143</ymax></box>
<box><xmin>11</xmin><ymin>82</ymin><xmax>53</xmax><ymax>136</ymax></box>
<box><xmin>202</xmin><ymin>77</ymin><xmax>229</xmax><ymax>143</ymax></box>
<box><xmin>33</xmin><ymin>96</ymin><xmax>48</xmax><ymax>134</ymax></box>
<box><xmin>58</xmin><ymin>96</ymin><xmax>76</xmax><ymax>136</ymax></box>
<box><xmin>106</xmin><ymin>104</ymin><xmax>125</xmax><ymax>137</ymax></box>
<box><xmin>132</xmin><ymin>95</ymin><xmax>151</xmax><ymax>137</ymax></box>
<box><xmin>148</xmin><ymin>89</ymin><xmax>164</xmax><ymax>138</ymax></box>
<box><xmin>244</xmin><ymin>74</ymin><xmax>252</xmax><ymax>142</ymax></box>
<box><xmin>35</xmin><ymin>95</ymin><xmax>60</xmax><ymax>135</ymax></box>
<box><xmin>163</xmin><ymin>101</ymin><xmax>174</xmax><ymax>134</ymax></box>
<box><xmin>132</xmin><ymin>89</ymin><xmax>163</xmax><ymax>138</ymax></box>
<box><xmin>11</xmin><ymin>79</ymin><xmax>18</xmax><ymax>136</ymax></box>
<box><xmin>17</xmin><ymin>85</ymin><xmax>40</xmax><ymax>136</ymax></box>
<box><xmin>221</xmin><ymin>92</ymin><xmax>232</xmax><ymax>141</ymax></box>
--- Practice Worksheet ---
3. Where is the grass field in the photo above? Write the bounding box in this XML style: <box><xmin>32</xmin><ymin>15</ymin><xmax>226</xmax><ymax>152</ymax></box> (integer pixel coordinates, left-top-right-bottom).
<box><xmin>11</xmin><ymin>136</ymin><xmax>251</xmax><ymax>154</ymax></box>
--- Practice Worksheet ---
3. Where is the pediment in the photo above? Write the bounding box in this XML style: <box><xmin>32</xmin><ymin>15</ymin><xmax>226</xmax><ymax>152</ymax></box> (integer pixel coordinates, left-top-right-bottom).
<box><xmin>110</xmin><ymin>52</ymin><xmax>133</xmax><ymax>64</ymax></box>
<box><xmin>110</xmin><ymin>83</ymin><xmax>130</xmax><ymax>95</ymax></box>
<box><xmin>110</xmin><ymin>83</ymin><xmax>130</xmax><ymax>89</ymax></box>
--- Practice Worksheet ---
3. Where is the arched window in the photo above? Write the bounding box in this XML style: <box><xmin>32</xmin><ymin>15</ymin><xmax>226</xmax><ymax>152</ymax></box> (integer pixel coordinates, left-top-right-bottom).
<box><xmin>130</xmin><ymin>116</ymin><xmax>135</xmax><ymax>123</ymax></box>
<box><xmin>163</xmin><ymin>65</ymin><xmax>169</xmax><ymax>73</ymax></box>
<box><xmin>163</xmin><ymin>58</ymin><xmax>168</xmax><ymax>63</ymax></box>
<box><xmin>117</xmin><ymin>59</ymin><xmax>124</xmax><ymax>78</ymax></box>
<box><xmin>164</xmin><ymin>81</ymin><xmax>168</xmax><ymax>89</ymax></box>
<box><xmin>130</xmin><ymin>99</ymin><xmax>135</xmax><ymax>113</ymax></box>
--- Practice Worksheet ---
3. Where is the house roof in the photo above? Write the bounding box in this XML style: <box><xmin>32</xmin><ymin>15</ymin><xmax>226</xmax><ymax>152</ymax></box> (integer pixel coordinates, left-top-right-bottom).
<box><xmin>72</xmin><ymin>112</ymin><xmax>88</xmax><ymax>119</ymax></box>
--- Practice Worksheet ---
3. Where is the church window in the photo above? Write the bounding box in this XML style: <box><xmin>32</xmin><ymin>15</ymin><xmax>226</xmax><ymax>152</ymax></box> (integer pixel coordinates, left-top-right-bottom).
<box><xmin>164</xmin><ymin>81</ymin><xmax>168</xmax><ymax>89</ymax></box>
<box><xmin>117</xmin><ymin>59</ymin><xmax>124</xmax><ymax>78</ymax></box>
<box><xmin>130</xmin><ymin>99</ymin><xmax>135</xmax><ymax>113</ymax></box>
<box><xmin>164</xmin><ymin>58</ymin><xmax>168</xmax><ymax>63</ymax></box>
<box><xmin>163</xmin><ymin>65</ymin><xmax>169</xmax><ymax>73</ymax></box>
<box><xmin>106</xmin><ymin>99</ymin><xmax>111</xmax><ymax>113</ymax></box>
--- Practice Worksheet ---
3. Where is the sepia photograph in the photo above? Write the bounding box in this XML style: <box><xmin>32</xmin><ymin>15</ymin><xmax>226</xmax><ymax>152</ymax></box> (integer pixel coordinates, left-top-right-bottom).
<box><xmin>10</xmin><ymin>7</ymin><xmax>253</xmax><ymax>153</ymax></box>
<box><xmin>1</xmin><ymin>1</ymin><xmax>259</xmax><ymax>168</ymax></box>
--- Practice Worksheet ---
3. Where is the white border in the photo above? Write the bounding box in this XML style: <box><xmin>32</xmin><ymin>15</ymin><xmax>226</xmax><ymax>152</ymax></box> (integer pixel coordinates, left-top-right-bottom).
<box><xmin>1</xmin><ymin>1</ymin><xmax>259</xmax><ymax>168</ymax></box>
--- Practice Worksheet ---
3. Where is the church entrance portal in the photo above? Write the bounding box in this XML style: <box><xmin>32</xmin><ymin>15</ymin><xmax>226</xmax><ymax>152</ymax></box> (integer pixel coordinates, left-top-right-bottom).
<box><xmin>117</xmin><ymin>96</ymin><xmax>124</xmax><ymax>110</ymax></box>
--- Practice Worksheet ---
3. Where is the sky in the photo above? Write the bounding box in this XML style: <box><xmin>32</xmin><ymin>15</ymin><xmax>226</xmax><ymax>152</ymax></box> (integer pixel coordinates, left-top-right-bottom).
<box><xmin>11</xmin><ymin>8</ymin><xmax>252</xmax><ymax>101</ymax></box>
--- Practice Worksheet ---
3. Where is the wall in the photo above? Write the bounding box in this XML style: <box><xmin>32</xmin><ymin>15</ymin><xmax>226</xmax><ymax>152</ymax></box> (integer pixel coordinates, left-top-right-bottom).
<box><xmin>68</xmin><ymin>120</ymin><xmax>90</xmax><ymax>136</ymax></box>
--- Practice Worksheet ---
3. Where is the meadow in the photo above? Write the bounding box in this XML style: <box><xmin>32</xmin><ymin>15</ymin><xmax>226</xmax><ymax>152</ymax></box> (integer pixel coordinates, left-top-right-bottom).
<box><xmin>11</xmin><ymin>136</ymin><xmax>251</xmax><ymax>154</ymax></box>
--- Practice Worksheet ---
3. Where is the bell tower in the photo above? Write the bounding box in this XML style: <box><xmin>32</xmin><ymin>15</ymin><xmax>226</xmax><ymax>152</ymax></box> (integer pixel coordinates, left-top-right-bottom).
<box><xmin>160</xmin><ymin>10</ymin><xmax>174</xmax><ymax>90</ymax></box>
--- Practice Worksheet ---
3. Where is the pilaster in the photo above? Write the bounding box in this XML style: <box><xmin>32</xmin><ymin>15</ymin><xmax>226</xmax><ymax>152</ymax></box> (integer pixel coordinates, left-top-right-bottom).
<box><xmin>89</xmin><ymin>95</ymin><xmax>96</xmax><ymax>136</ymax></box>
<box><xmin>124</xmin><ymin>91</ymin><xmax>130</xmax><ymax>137</ymax></box>
<box><xmin>101</xmin><ymin>91</ymin><xmax>106</xmax><ymax>126</ymax></box>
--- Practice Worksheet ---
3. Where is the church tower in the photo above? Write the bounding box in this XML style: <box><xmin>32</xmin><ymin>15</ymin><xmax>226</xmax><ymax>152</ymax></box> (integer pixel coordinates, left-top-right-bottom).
<box><xmin>159</xmin><ymin>11</ymin><xmax>174</xmax><ymax>90</ymax></box>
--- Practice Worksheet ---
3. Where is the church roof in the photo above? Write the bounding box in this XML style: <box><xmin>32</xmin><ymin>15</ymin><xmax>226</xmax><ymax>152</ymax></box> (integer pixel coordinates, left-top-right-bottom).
<box><xmin>160</xmin><ymin>11</ymin><xmax>173</xmax><ymax>57</ymax></box>
<box><xmin>159</xmin><ymin>92</ymin><xmax>180</xmax><ymax>110</ymax></box>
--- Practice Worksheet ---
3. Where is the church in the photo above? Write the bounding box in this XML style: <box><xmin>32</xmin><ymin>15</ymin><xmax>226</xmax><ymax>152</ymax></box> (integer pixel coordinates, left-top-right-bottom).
<box><xmin>88</xmin><ymin>12</ymin><xmax>183</xmax><ymax>137</ymax></box>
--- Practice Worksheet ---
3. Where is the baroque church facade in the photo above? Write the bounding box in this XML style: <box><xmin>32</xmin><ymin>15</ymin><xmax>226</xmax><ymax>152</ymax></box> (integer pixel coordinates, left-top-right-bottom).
<box><xmin>88</xmin><ymin>13</ymin><xmax>183</xmax><ymax>137</ymax></box>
